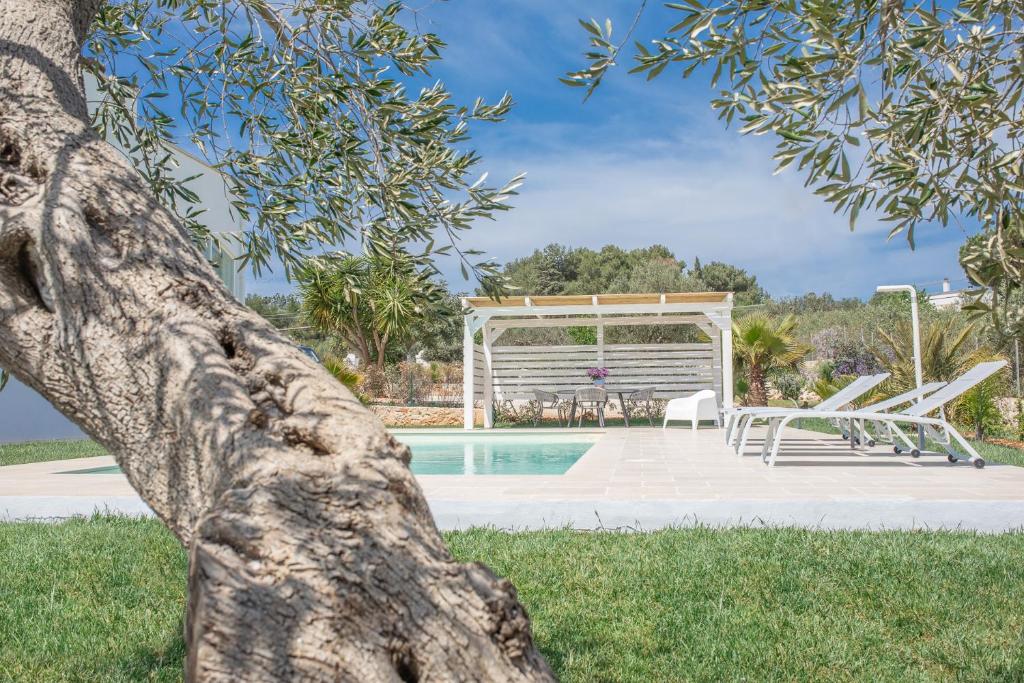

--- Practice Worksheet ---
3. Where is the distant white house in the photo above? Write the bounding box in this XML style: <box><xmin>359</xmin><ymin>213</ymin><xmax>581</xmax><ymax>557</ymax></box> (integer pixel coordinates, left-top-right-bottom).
<box><xmin>0</xmin><ymin>77</ymin><xmax>250</xmax><ymax>443</ymax></box>
<box><xmin>928</xmin><ymin>279</ymin><xmax>963</xmax><ymax>310</ymax></box>
<box><xmin>928</xmin><ymin>278</ymin><xmax>990</xmax><ymax>311</ymax></box>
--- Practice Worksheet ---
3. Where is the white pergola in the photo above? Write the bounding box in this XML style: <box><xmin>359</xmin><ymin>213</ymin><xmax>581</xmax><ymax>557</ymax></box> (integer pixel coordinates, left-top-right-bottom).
<box><xmin>461</xmin><ymin>292</ymin><xmax>734</xmax><ymax>429</ymax></box>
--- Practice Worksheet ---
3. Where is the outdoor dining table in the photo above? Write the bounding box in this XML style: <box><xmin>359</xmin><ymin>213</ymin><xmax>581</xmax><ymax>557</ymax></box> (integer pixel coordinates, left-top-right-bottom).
<box><xmin>557</xmin><ymin>387</ymin><xmax>642</xmax><ymax>428</ymax></box>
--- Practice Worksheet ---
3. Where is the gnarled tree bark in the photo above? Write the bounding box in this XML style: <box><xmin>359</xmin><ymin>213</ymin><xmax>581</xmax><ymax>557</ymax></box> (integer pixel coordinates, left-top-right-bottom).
<box><xmin>0</xmin><ymin>0</ymin><xmax>554</xmax><ymax>679</ymax></box>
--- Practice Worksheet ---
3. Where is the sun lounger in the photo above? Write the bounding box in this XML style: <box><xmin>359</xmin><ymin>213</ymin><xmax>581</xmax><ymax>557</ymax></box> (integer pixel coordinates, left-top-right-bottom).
<box><xmin>757</xmin><ymin>361</ymin><xmax>1007</xmax><ymax>467</ymax></box>
<box><xmin>734</xmin><ymin>380</ymin><xmax>945</xmax><ymax>456</ymax></box>
<box><xmin>724</xmin><ymin>372</ymin><xmax>890</xmax><ymax>447</ymax></box>
<box><xmin>831</xmin><ymin>381</ymin><xmax>946</xmax><ymax>446</ymax></box>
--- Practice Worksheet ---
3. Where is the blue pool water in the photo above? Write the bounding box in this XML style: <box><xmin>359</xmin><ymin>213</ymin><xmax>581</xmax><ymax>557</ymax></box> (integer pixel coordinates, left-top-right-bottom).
<box><xmin>59</xmin><ymin>434</ymin><xmax>597</xmax><ymax>476</ymax></box>
<box><xmin>401</xmin><ymin>434</ymin><xmax>595</xmax><ymax>475</ymax></box>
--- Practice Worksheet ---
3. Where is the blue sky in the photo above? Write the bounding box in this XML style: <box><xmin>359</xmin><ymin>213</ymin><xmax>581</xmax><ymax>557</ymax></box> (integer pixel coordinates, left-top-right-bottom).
<box><xmin>249</xmin><ymin>0</ymin><xmax>974</xmax><ymax>300</ymax></box>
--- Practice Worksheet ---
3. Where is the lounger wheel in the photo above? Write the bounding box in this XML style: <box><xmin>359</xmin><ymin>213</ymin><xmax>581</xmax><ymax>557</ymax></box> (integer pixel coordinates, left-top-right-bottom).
<box><xmin>974</xmin><ymin>458</ymin><xmax>986</xmax><ymax>469</ymax></box>
<box><xmin>947</xmin><ymin>454</ymin><xmax>958</xmax><ymax>463</ymax></box>
<box><xmin>911</xmin><ymin>449</ymin><xmax>920</xmax><ymax>458</ymax></box>
<box><xmin>866</xmin><ymin>439</ymin><xmax>876</xmax><ymax>447</ymax></box>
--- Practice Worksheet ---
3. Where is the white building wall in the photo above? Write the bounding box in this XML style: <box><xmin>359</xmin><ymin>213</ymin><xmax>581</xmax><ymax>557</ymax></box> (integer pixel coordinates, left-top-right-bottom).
<box><xmin>927</xmin><ymin>289</ymin><xmax>991</xmax><ymax>311</ymax></box>
<box><xmin>928</xmin><ymin>291</ymin><xmax>963</xmax><ymax>310</ymax></box>
<box><xmin>84</xmin><ymin>73</ymin><xmax>247</xmax><ymax>300</ymax></box>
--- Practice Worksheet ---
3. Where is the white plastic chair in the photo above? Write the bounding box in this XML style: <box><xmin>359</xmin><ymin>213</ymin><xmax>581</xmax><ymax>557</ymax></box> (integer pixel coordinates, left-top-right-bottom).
<box><xmin>663</xmin><ymin>390</ymin><xmax>720</xmax><ymax>432</ymax></box>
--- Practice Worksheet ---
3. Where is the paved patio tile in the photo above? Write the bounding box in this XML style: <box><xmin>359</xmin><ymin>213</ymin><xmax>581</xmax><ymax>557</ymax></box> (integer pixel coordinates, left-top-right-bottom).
<box><xmin>4</xmin><ymin>426</ymin><xmax>1024</xmax><ymax>530</ymax></box>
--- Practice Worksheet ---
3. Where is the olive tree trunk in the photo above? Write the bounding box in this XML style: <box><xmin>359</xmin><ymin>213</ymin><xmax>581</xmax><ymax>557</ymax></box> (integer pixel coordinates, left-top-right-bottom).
<box><xmin>0</xmin><ymin>0</ymin><xmax>553</xmax><ymax>680</ymax></box>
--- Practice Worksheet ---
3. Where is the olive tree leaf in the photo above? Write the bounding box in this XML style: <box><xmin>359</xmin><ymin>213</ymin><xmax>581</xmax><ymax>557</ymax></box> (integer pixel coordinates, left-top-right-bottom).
<box><xmin>567</xmin><ymin>0</ymin><xmax>1024</xmax><ymax>336</ymax></box>
<box><xmin>84</xmin><ymin>0</ymin><xmax>521</xmax><ymax>294</ymax></box>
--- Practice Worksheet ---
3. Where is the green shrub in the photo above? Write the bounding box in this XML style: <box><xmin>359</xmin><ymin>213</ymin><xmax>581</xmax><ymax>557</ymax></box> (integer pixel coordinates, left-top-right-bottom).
<box><xmin>955</xmin><ymin>375</ymin><xmax>1007</xmax><ymax>440</ymax></box>
<box><xmin>734</xmin><ymin>376</ymin><xmax>749</xmax><ymax>404</ymax></box>
<box><xmin>770</xmin><ymin>370</ymin><xmax>804</xmax><ymax>406</ymax></box>
<box><xmin>493</xmin><ymin>399</ymin><xmax>536</xmax><ymax>426</ymax></box>
<box><xmin>1017</xmin><ymin>399</ymin><xmax>1024</xmax><ymax>441</ymax></box>
<box><xmin>566</xmin><ymin>326</ymin><xmax>597</xmax><ymax>345</ymax></box>
<box><xmin>321</xmin><ymin>355</ymin><xmax>368</xmax><ymax>404</ymax></box>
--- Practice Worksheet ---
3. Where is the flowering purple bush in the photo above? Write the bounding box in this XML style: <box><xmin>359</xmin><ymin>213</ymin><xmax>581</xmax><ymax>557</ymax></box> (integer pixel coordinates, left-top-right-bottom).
<box><xmin>810</xmin><ymin>327</ymin><xmax>844</xmax><ymax>360</ymax></box>
<box><xmin>586</xmin><ymin>367</ymin><xmax>610</xmax><ymax>380</ymax></box>
<box><xmin>834</xmin><ymin>353</ymin><xmax>879</xmax><ymax>377</ymax></box>
<box><xmin>811</xmin><ymin>326</ymin><xmax>881</xmax><ymax>376</ymax></box>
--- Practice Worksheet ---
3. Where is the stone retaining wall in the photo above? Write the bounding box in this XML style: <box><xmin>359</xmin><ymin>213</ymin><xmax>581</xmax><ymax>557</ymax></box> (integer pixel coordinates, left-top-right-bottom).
<box><xmin>370</xmin><ymin>405</ymin><xmax>482</xmax><ymax>428</ymax></box>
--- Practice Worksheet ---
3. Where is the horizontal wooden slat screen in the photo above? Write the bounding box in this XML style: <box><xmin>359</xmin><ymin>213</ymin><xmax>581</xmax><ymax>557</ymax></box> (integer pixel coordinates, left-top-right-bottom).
<box><xmin>488</xmin><ymin>343</ymin><xmax>717</xmax><ymax>401</ymax></box>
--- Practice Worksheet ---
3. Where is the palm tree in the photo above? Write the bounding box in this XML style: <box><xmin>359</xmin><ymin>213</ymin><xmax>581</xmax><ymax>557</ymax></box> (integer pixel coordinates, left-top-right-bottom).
<box><xmin>872</xmin><ymin>321</ymin><xmax>979</xmax><ymax>392</ymax></box>
<box><xmin>732</xmin><ymin>314</ymin><xmax>811</xmax><ymax>406</ymax></box>
<box><xmin>298</xmin><ymin>252</ymin><xmax>443</xmax><ymax>371</ymax></box>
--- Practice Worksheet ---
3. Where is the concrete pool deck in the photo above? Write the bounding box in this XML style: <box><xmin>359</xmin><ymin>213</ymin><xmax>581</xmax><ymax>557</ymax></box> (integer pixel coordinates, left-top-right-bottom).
<box><xmin>3</xmin><ymin>427</ymin><xmax>1024</xmax><ymax>532</ymax></box>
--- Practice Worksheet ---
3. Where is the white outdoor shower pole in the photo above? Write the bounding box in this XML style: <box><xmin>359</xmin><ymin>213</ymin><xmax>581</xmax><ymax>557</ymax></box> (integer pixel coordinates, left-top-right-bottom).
<box><xmin>876</xmin><ymin>284</ymin><xmax>924</xmax><ymax>449</ymax></box>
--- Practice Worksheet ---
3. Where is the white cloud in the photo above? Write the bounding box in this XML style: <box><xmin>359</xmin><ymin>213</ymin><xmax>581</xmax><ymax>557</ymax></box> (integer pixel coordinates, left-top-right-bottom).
<box><xmin>248</xmin><ymin>117</ymin><xmax>973</xmax><ymax>300</ymax></box>
<box><xmin>434</xmin><ymin>119</ymin><xmax>971</xmax><ymax>299</ymax></box>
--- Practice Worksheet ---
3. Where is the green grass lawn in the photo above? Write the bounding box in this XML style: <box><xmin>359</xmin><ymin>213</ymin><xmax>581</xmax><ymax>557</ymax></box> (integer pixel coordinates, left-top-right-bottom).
<box><xmin>974</xmin><ymin>439</ymin><xmax>1024</xmax><ymax>468</ymax></box>
<box><xmin>0</xmin><ymin>439</ymin><xmax>108</xmax><ymax>467</ymax></box>
<box><xmin>3</xmin><ymin>517</ymin><xmax>1024</xmax><ymax>681</ymax></box>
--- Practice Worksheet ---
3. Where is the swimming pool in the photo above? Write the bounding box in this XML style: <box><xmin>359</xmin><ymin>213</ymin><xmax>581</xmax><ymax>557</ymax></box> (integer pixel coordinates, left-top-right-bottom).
<box><xmin>401</xmin><ymin>433</ymin><xmax>597</xmax><ymax>475</ymax></box>
<box><xmin>58</xmin><ymin>432</ymin><xmax>599</xmax><ymax>476</ymax></box>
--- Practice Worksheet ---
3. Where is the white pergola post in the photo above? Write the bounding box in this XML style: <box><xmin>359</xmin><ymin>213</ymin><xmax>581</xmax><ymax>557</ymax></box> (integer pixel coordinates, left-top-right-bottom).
<box><xmin>596</xmin><ymin>322</ymin><xmax>605</xmax><ymax>366</ymax></box>
<box><xmin>721</xmin><ymin>325</ymin><xmax>733</xmax><ymax>409</ymax></box>
<box><xmin>482</xmin><ymin>322</ymin><xmax>494</xmax><ymax>428</ymax></box>
<box><xmin>462</xmin><ymin>315</ymin><xmax>475</xmax><ymax>430</ymax></box>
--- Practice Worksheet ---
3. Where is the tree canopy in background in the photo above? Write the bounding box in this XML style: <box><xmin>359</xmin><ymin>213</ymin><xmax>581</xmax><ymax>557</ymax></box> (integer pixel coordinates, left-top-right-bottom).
<box><xmin>566</xmin><ymin>0</ymin><xmax>1024</xmax><ymax>336</ymax></box>
<box><xmin>688</xmin><ymin>258</ymin><xmax>767</xmax><ymax>306</ymax></box>
<box><xmin>495</xmin><ymin>244</ymin><xmax>678</xmax><ymax>296</ymax></box>
<box><xmin>486</xmin><ymin>243</ymin><xmax>767</xmax><ymax>345</ymax></box>
<box><xmin>245</xmin><ymin>293</ymin><xmax>321</xmax><ymax>347</ymax></box>
<box><xmin>250</xmin><ymin>279</ymin><xmax>461</xmax><ymax>365</ymax></box>
<box><xmin>497</xmin><ymin>243</ymin><xmax>768</xmax><ymax>305</ymax></box>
